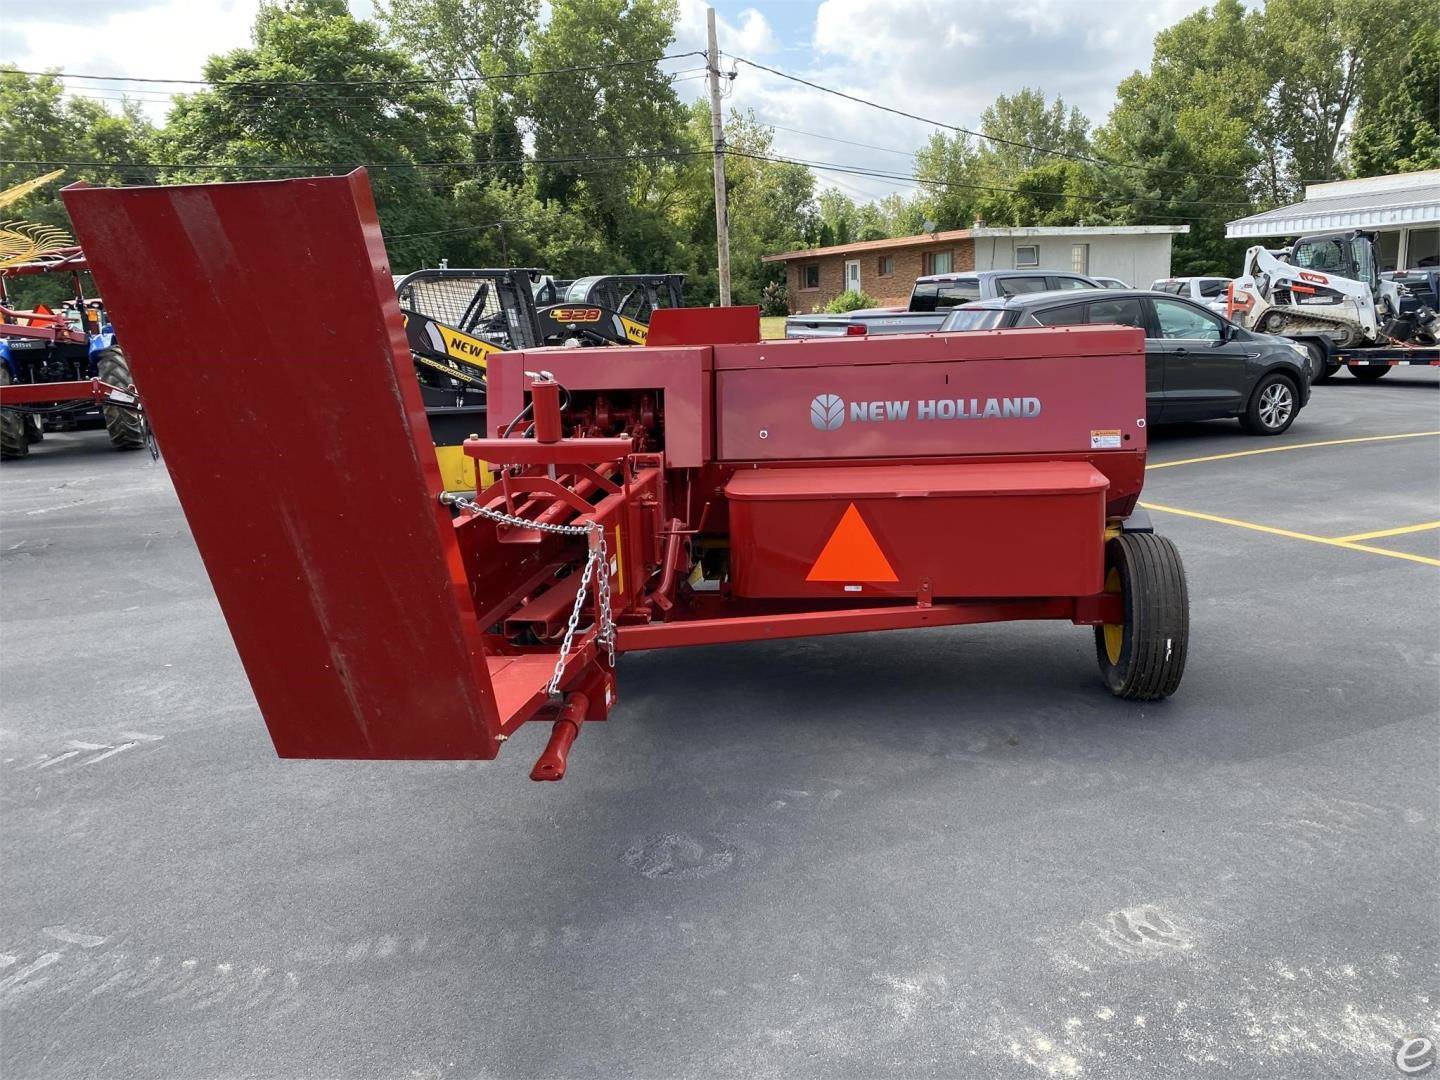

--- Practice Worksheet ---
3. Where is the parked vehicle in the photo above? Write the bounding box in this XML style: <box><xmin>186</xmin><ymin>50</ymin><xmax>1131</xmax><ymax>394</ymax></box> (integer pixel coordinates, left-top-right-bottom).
<box><xmin>940</xmin><ymin>288</ymin><xmax>1312</xmax><ymax>435</ymax></box>
<box><xmin>1</xmin><ymin>248</ymin><xmax>144</xmax><ymax>458</ymax></box>
<box><xmin>1228</xmin><ymin>230</ymin><xmax>1440</xmax><ymax>382</ymax></box>
<box><xmin>394</xmin><ymin>267</ymin><xmax>547</xmax><ymax>495</ymax></box>
<box><xmin>536</xmin><ymin>274</ymin><xmax>684</xmax><ymax>346</ymax></box>
<box><xmin>1151</xmin><ymin>277</ymin><xmax>1232</xmax><ymax>314</ymax></box>
<box><xmin>784</xmin><ymin>269</ymin><xmax>1101</xmax><ymax>337</ymax></box>
<box><xmin>1094</xmin><ymin>276</ymin><xmax>1130</xmax><ymax>289</ymax></box>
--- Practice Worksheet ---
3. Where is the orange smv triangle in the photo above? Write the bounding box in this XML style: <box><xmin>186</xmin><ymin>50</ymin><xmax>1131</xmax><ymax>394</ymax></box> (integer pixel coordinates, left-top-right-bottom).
<box><xmin>806</xmin><ymin>503</ymin><xmax>898</xmax><ymax>583</ymax></box>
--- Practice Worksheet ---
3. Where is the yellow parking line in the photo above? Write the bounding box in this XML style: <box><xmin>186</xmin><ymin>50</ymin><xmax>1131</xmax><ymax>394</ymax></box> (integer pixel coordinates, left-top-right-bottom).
<box><xmin>1140</xmin><ymin>501</ymin><xmax>1440</xmax><ymax>568</ymax></box>
<box><xmin>1146</xmin><ymin>431</ymin><xmax>1440</xmax><ymax>470</ymax></box>
<box><xmin>1332</xmin><ymin>521</ymin><xmax>1440</xmax><ymax>543</ymax></box>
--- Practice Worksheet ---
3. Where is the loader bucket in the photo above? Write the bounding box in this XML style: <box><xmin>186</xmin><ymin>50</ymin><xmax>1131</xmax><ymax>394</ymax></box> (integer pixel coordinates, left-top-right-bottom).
<box><xmin>62</xmin><ymin>171</ymin><xmax>511</xmax><ymax>759</ymax></box>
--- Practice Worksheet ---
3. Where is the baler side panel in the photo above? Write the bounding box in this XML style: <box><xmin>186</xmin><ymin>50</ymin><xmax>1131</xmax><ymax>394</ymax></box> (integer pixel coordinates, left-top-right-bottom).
<box><xmin>61</xmin><ymin>172</ymin><xmax>506</xmax><ymax>759</ymax></box>
<box><xmin>715</xmin><ymin>347</ymin><xmax>1146</xmax><ymax>464</ymax></box>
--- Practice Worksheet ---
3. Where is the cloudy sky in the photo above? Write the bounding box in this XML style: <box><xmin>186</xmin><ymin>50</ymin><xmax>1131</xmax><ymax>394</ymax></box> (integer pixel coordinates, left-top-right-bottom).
<box><xmin>1</xmin><ymin>0</ymin><xmax>1217</xmax><ymax>201</ymax></box>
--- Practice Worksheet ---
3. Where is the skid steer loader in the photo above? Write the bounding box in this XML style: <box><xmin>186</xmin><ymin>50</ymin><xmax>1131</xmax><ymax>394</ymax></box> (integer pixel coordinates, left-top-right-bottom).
<box><xmin>536</xmin><ymin>274</ymin><xmax>684</xmax><ymax>347</ymax></box>
<box><xmin>395</xmin><ymin>267</ymin><xmax>546</xmax><ymax>494</ymax></box>
<box><xmin>1228</xmin><ymin>230</ymin><xmax>1440</xmax><ymax>380</ymax></box>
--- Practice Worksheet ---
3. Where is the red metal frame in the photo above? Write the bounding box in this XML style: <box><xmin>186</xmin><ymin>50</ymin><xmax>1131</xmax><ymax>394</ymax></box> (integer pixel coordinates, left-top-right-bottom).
<box><xmin>0</xmin><ymin>377</ymin><xmax>134</xmax><ymax>405</ymax></box>
<box><xmin>60</xmin><ymin>170</ymin><xmax>1154</xmax><ymax>781</ymax></box>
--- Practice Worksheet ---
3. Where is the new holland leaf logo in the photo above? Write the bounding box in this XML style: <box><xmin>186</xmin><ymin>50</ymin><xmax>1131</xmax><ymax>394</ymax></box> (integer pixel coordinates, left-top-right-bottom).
<box><xmin>810</xmin><ymin>393</ymin><xmax>845</xmax><ymax>431</ymax></box>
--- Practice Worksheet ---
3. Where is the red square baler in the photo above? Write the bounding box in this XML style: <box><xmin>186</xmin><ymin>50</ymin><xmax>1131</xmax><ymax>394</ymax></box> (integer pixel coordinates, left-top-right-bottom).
<box><xmin>62</xmin><ymin>171</ymin><xmax>1188</xmax><ymax>781</ymax></box>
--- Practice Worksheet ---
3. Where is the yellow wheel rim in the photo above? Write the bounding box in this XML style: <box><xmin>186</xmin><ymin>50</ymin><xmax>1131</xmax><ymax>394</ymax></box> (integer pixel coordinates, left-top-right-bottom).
<box><xmin>1102</xmin><ymin>566</ymin><xmax>1124</xmax><ymax>665</ymax></box>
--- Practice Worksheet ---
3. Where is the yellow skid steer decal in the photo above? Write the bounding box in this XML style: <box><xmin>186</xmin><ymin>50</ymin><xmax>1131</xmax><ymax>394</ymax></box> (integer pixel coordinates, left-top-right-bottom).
<box><xmin>441</xmin><ymin>327</ymin><xmax>498</xmax><ymax>370</ymax></box>
<box><xmin>619</xmin><ymin>316</ymin><xmax>648</xmax><ymax>345</ymax></box>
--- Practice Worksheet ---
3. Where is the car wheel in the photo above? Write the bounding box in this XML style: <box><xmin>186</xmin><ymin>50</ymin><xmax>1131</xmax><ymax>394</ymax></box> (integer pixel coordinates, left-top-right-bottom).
<box><xmin>1349</xmin><ymin>364</ymin><xmax>1390</xmax><ymax>381</ymax></box>
<box><xmin>1240</xmin><ymin>372</ymin><xmax>1298</xmax><ymax>435</ymax></box>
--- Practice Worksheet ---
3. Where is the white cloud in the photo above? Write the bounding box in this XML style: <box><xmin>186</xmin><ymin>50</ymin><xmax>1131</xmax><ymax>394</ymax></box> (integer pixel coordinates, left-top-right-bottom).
<box><xmin>673</xmin><ymin>0</ymin><xmax>778</xmax><ymax>56</ymax></box>
<box><xmin>2</xmin><ymin>0</ymin><xmax>1222</xmax><ymax>205</ymax></box>
<box><xmin>693</xmin><ymin>0</ymin><xmax>1218</xmax><ymax>202</ymax></box>
<box><xmin>1</xmin><ymin>0</ymin><xmax>258</xmax><ymax>120</ymax></box>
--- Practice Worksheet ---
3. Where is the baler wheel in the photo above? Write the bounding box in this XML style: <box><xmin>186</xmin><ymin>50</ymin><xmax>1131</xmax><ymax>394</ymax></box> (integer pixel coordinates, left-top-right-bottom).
<box><xmin>1095</xmin><ymin>533</ymin><xmax>1188</xmax><ymax>701</ymax></box>
<box><xmin>0</xmin><ymin>367</ymin><xmax>29</xmax><ymax>460</ymax></box>
<box><xmin>95</xmin><ymin>347</ymin><xmax>146</xmax><ymax>450</ymax></box>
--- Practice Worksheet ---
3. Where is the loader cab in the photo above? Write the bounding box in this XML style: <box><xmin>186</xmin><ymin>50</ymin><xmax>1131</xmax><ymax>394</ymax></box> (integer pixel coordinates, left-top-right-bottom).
<box><xmin>562</xmin><ymin>274</ymin><xmax>685</xmax><ymax>323</ymax></box>
<box><xmin>539</xmin><ymin>274</ymin><xmax>686</xmax><ymax>346</ymax></box>
<box><xmin>1290</xmin><ymin>231</ymin><xmax>1381</xmax><ymax>294</ymax></box>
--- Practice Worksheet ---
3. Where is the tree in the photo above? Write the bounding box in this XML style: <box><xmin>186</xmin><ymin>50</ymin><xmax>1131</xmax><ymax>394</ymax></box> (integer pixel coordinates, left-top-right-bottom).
<box><xmin>377</xmin><ymin>0</ymin><xmax>538</xmax><ymax>185</ymax></box>
<box><xmin>157</xmin><ymin>0</ymin><xmax>466</xmax><ymax>270</ymax></box>
<box><xmin>663</xmin><ymin>102</ymin><xmax>815</xmax><ymax>304</ymax></box>
<box><xmin>912</xmin><ymin>131</ymin><xmax>980</xmax><ymax>230</ymax></box>
<box><xmin>1260</xmin><ymin>0</ymin><xmax>1436</xmax><ymax>185</ymax></box>
<box><xmin>1349</xmin><ymin>23</ymin><xmax>1440</xmax><ymax>176</ymax></box>
<box><xmin>1092</xmin><ymin>0</ymin><xmax>1264</xmax><ymax>272</ymax></box>
<box><xmin>0</xmin><ymin>68</ymin><xmax>156</xmax><ymax>304</ymax></box>
<box><xmin>974</xmin><ymin>88</ymin><xmax>1091</xmax><ymax>184</ymax></box>
<box><xmin>523</xmin><ymin>0</ymin><xmax>683</xmax><ymax>233</ymax></box>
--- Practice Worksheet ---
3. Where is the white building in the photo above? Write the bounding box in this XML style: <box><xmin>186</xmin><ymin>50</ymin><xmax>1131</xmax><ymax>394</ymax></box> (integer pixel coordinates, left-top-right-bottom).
<box><xmin>766</xmin><ymin>224</ymin><xmax>1189</xmax><ymax>310</ymax></box>
<box><xmin>1226</xmin><ymin>169</ymin><xmax>1440</xmax><ymax>272</ymax></box>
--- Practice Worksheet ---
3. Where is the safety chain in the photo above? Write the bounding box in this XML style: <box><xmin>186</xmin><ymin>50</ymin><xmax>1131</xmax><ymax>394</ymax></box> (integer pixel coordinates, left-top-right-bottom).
<box><xmin>451</xmin><ymin>495</ymin><xmax>616</xmax><ymax>697</ymax></box>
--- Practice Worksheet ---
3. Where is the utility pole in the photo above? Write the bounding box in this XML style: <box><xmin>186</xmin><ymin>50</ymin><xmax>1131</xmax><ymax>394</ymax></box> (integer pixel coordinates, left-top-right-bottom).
<box><xmin>706</xmin><ymin>7</ymin><xmax>732</xmax><ymax>307</ymax></box>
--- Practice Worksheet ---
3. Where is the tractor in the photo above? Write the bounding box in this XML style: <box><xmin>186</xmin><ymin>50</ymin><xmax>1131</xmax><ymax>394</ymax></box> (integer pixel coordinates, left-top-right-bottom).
<box><xmin>0</xmin><ymin>248</ymin><xmax>144</xmax><ymax>459</ymax></box>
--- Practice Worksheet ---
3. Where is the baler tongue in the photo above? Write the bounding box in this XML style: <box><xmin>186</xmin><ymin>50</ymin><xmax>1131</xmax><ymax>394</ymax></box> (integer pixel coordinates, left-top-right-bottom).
<box><xmin>61</xmin><ymin>170</ymin><xmax>580</xmax><ymax>761</ymax></box>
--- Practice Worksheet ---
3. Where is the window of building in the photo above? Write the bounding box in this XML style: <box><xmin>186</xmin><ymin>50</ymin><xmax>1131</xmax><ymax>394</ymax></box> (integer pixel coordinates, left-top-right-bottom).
<box><xmin>1407</xmin><ymin>227</ymin><xmax>1439</xmax><ymax>269</ymax></box>
<box><xmin>923</xmin><ymin>250</ymin><xmax>953</xmax><ymax>275</ymax></box>
<box><xmin>802</xmin><ymin>264</ymin><xmax>820</xmax><ymax>289</ymax></box>
<box><xmin>1071</xmin><ymin>243</ymin><xmax>1089</xmax><ymax>274</ymax></box>
<box><xmin>1015</xmin><ymin>244</ymin><xmax>1040</xmax><ymax>267</ymax></box>
<box><xmin>878</xmin><ymin>255</ymin><xmax>894</xmax><ymax>276</ymax></box>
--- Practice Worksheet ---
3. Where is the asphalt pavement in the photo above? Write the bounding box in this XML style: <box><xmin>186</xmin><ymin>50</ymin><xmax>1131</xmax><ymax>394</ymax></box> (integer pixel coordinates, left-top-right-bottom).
<box><xmin>2</xmin><ymin>367</ymin><xmax>1437</xmax><ymax>1079</ymax></box>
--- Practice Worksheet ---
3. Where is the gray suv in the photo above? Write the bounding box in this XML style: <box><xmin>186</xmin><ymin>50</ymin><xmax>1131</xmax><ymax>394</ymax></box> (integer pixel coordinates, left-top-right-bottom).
<box><xmin>940</xmin><ymin>289</ymin><xmax>1312</xmax><ymax>435</ymax></box>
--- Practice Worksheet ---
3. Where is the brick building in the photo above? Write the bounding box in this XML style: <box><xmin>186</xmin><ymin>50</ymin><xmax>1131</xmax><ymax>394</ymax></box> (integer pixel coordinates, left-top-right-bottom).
<box><xmin>764</xmin><ymin>225</ymin><xmax>1189</xmax><ymax>312</ymax></box>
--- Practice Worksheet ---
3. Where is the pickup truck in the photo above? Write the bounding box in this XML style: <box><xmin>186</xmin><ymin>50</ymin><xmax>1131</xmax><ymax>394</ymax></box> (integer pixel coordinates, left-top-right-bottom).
<box><xmin>783</xmin><ymin>269</ymin><xmax>1102</xmax><ymax>337</ymax></box>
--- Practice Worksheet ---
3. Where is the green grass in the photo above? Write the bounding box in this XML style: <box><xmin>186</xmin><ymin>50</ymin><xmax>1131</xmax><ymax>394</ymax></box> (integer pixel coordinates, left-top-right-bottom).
<box><xmin>760</xmin><ymin>315</ymin><xmax>787</xmax><ymax>340</ymax></box>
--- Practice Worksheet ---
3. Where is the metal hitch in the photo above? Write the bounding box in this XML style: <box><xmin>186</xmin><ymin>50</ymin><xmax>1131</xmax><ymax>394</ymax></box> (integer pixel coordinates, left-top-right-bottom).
<box><xmin>530</xmin><ymin>692</ymin><xmax>589</xmax><ymax>781</ymax></box>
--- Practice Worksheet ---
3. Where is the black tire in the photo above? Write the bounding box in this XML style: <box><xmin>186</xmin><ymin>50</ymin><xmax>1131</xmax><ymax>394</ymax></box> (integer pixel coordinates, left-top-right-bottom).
<box><xmin>1299</xmin><ymin>340</ymin><xmax>1329</xmax><ymax>383</ymax></box>
<box><xmin>95</xmin><ymin>347</ymin><xmax>145</xmax><ymax>450</ymax></box>
<box><xmin>1349</xmin><ymin>363</ymin><xmax>1390</xmax><ymax>381</ymax></box>
<box><xmin>1094</xmin><ymin>533</ymin><xmax>1189</xmax><ymax>701</ymax></box>
<box><xmin>25</xmin><ymin>415</ymin><xmax>43</xmax><ymax>443</ymax></box>
<box><xmin>0</xmin><ymin>367</ymin><xmax>29</xmax><ymax>460</ymax></box>
<box><xmin>1239</xmin><ymin>372</ymin><xmax>1299</xmax><ymax>435</ymax></box>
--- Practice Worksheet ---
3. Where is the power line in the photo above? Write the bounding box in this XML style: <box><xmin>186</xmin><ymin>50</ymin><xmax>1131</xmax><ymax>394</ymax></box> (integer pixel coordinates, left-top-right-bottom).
<box><xmin>732</xmin><ymin>56</ymin><xmax>1259</xmax><ymax>186</ymax></box>
<box><xmin>730</xmin><ymin>149</ymin><xmax>1255</xmax><ymax>208</ymax></box>
<box><xmin>0</xmin><ymin>147</ymin><xmax>710</xmax><ymax>173</ymax></box>
<box><xmin>3</xmin><ymin>53</ymin><xmax>705</xmax><ymax>90</ymax></box>
<box><xmin>52</xmin><ymin>64</ymin><xmax>709</xmax><ymax>113</ymax></box>
<box><xmin>0</xmin><ymin>144</ymin><xmax>1255</xmax><ymax>212</ymax></box>
<box><xmin>757</xmin><ymin>120</ymin><xmax>919</xmax><ymax>160</ymax></box>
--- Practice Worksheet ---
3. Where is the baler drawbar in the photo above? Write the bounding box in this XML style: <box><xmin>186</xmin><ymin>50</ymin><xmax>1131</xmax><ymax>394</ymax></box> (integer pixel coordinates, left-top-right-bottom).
<box><xmin>61</xmin><ymin>171</ymin><xmax>1188</xmax><ymax>780</ymax></box>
